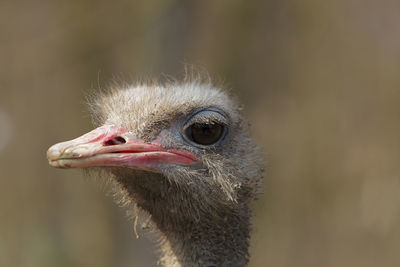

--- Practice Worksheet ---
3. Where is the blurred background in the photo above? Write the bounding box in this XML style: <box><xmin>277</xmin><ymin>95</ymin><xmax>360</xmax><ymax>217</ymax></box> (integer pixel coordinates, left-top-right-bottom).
<box><xmin>1</xmin><ymin>0</ymin><xmax>400</xmax><ymax>266</ymax></box>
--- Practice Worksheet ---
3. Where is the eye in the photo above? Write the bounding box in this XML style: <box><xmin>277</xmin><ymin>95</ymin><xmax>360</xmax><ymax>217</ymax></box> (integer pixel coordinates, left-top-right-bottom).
<box><xmin>185</xmin><ymin>122</ymin><xmax>225</xmax><ymax>145</ymax></box>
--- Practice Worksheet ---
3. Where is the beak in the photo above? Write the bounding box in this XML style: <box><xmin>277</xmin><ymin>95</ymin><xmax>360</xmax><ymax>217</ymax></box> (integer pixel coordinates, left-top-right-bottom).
<box><xmin>47</xmin><ymin>125</ymin><xmax>197</xmax><ymax>170</ymax></box>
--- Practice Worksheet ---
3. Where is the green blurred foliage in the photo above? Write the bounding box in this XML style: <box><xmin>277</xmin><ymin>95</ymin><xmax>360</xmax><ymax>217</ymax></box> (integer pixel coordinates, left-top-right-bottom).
<box><xmin>1</xmin><ymin>0</ymin><xmax>400</xmax><ymax>266</ymax></box>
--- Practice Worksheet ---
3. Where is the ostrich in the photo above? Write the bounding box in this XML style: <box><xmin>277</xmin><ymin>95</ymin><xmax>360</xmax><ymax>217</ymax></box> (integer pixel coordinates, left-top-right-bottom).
<box><xmin>47</xmin><ymin>81</ymin><xmax>264</xmax><ymax>267</ymax></box>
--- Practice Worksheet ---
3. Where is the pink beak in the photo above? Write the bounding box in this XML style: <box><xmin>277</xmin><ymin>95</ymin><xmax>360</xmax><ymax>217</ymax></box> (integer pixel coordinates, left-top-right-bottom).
<box><xmin>47</xmin><ymin>125</ymin><xmax>197</xmax><ymax>170</ymax></box>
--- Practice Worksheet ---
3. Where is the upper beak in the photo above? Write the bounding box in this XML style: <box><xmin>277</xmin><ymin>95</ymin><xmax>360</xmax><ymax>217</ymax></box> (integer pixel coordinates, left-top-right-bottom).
<box><xmin>47</xmin><ymin>125</ymin><xmax>197</xmax><ymax>170</ymax></box>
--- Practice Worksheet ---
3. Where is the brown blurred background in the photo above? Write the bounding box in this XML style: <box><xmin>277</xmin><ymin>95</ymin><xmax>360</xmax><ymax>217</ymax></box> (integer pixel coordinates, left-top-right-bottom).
<box><xmin>1</xmin><ymin>0</ymin><xmax>400</xmax><ymax>266</ymax></box>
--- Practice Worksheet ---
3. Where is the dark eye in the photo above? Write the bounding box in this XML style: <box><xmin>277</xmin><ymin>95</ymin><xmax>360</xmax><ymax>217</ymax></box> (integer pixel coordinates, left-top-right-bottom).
<box><xmin>185</xmin><ymin>123</ymin><xmax>224</xmax><ymax>145</ymax></box>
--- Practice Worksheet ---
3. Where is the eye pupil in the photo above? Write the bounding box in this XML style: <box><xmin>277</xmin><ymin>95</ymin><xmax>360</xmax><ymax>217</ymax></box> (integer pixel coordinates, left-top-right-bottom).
<box><xmin>186</xmin><ymin>123</ymin><xmax>224</xmax><ymax>145</ymax></box>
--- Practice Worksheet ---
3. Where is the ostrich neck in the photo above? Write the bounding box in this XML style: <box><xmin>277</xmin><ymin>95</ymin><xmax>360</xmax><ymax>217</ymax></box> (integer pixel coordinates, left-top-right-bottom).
<box><xmin>114</xmin><ymin>172</ymin><xmax>251</xmax><ymax>267</ymax></box>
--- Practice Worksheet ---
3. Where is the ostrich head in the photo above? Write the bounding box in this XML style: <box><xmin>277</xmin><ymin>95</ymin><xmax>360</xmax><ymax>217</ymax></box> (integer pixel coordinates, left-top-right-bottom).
<box><xmin>47</xmin><ymin>81</ymin><xmax>264</xmax><ymax>267</ymax></box>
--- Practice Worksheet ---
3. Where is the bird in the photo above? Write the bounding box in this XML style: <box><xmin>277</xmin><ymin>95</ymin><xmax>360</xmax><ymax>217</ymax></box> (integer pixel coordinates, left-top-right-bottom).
<box><xmin>47</xmin><ymin>80</ymin><xmax>264</xmax><ymax>267</ymax></box>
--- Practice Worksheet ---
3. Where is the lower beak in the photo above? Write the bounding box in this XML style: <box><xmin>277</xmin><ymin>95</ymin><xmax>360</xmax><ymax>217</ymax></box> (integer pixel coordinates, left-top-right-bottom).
<box><xmin>47</xmin><ymin>125</ymin><xmax>197</xmax><ymax>170</ymax></box>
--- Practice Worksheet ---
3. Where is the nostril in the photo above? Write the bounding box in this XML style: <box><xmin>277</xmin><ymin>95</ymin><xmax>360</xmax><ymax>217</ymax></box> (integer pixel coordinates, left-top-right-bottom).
<box><xmin>115</xmin><ymin>136</ymin><xmax>126</xmax><ymax>144</ymax></box>
<box><xmin>103</xmin><ymin>136</ymin><xmax>126</xmax><ymax>146</ymax></box>
<box><xmin>104</xmin><ymin>140</ymin><xmax>116</xmax><ymax>146</ymax></box>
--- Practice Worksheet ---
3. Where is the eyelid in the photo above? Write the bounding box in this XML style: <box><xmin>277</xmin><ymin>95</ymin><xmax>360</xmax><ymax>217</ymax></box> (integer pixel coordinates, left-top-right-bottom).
<box><xmin>186</xmin><ymin>116</ymin><xmax>227</xmax><ymax>126</ymax></box>
<box><xmin>184</xmin><ymin>109</ymin><xmax>228</xmax><ymax>128</ymax></box>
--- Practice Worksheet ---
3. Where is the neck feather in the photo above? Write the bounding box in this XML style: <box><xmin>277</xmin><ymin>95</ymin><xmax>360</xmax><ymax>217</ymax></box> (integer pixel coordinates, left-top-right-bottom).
<box><xmin>113</xmin><ymin>171</ymin><xmax>251</xmax><ymax>267</ymax></box>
